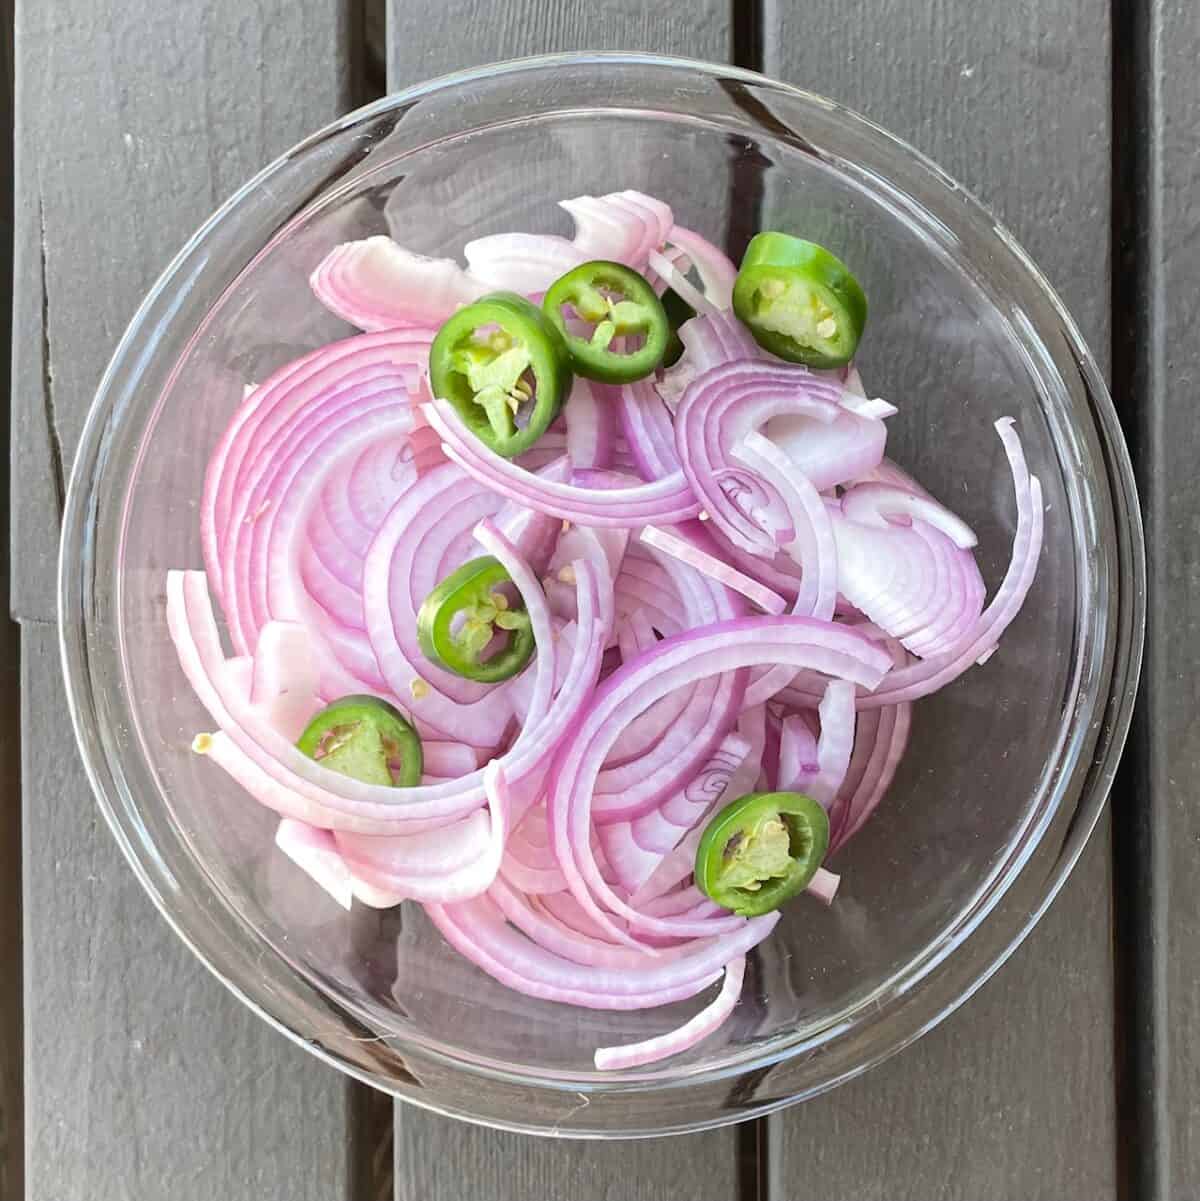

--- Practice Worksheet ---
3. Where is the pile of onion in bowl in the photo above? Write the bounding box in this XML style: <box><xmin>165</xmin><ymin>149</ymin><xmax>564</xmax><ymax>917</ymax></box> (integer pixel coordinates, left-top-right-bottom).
<box><xmin>167</xmin><ymin>189</ymin><xmax>1042</xmax><ymax>1071</ymax></box>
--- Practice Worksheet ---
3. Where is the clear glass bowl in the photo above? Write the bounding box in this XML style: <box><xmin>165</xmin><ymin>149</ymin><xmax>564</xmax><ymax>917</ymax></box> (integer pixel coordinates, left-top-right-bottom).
<box><xmin>59</xmin><ymin>54</ymin><xmax>1144</xmax><ymax>1136</ymax></box>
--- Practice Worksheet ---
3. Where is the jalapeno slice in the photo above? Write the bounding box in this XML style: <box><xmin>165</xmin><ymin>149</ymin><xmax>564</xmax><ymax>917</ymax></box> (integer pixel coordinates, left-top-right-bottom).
<box><xmin>660</xmin><ymin>288</ymin><xmax>695</xmax><ymax>368</ymax></box>
<box><xmin>732</xmin><ymin>233</ymin><xmax>867</xmax><ymax>369</ymax></box>
<box><xmin>417</xmin><ymin>555</ymin><xmax>535</xmax><ymax>683</ymax></box>
<box><xmin>694</xmin><ymin>791</ymin><xmax>830</xmax><ymax>916</ymax></box>
<box><xmin>542</xmin><ymin>260</ymin><xmax>671</xmax><ymax>383</ymax></box>
<box><xmin>296</xmin><ymin>695</ymin><xmax>423</xmax><ymax>787</ymax></box>
<box><xmin>429</xmin><ymin>292</ymin><xmax>571</xmax><ymax>458</ymax></box>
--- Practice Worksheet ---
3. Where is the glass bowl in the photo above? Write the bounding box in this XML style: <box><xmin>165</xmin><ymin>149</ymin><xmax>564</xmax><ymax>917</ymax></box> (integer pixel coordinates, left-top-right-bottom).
<box><xmin>59</xmin><ymin>53</ymin><xmax>1144</xmax><ymax>1136</ymax></box>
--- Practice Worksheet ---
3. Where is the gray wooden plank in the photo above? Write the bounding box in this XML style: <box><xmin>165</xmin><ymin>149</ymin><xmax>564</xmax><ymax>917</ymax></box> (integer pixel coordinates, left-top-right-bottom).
<box><xmin>387</xmin><ymin>0</ymin><xmax>731</xmax><ymax>80</ymax></box>
<box><xmin>1</xmin><ymin>2</ymin><xmax>22</xmax><ymax>1195</ymax></box>
<box><xmin>1152</xmin><ymin>0</ymin><xmax>1200</xmax><ymax>1193</ymax></box>
<box><xmin>763</xmin><ymin>3</ymin><xmax>1117</xmax><ymax>1198</ymax></box>
<box><xmin>14</xmin><ymin>0</ymin><xmax>364</xmax><ymax>1196</ymax></box>
<box><xmin>385</xmin><ymin>6</ymin><xmax>744</xmax><ymax>1197</ymax></box>
<box><xmin>11</xmin><ymin>0</ymin><xmax>355</xmax><ymax>622</ymax></box>
<box><xmin>0</xmin><ymin>619</ymin><xmax>20</xmax><ymax>1201</ymax></box>
<box><xmin>395</xmin><ymin>1121</ymin><xmax>744</xmax><ymax>1201</ymax></box>
<box><xmin>21</xmin><ymin>623</ymin><xmax>358</xmax><ymax>1201</ymax></box>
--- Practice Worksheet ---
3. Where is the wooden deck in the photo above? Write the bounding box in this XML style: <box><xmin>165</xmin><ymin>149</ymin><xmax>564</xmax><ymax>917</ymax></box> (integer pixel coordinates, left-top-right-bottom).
<box><xmin>7</xmin><ymin>0</ymin><xmax>1192</xmax><ymax>1197</ymax></box>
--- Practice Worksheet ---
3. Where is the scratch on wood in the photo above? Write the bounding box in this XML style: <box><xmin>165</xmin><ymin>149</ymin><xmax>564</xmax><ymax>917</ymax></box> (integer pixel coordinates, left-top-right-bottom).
<box><xmin>37</xmin><ymin>194</ymin><xmax>65</xmax><ymax>518</ymax></box>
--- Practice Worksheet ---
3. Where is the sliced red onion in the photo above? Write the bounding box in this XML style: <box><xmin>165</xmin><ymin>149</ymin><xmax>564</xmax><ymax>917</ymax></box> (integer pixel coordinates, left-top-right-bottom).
<box><xmin>778</xmin><ymin>714</ymin><xmax>819</xmax><ymax>792</ymax></box>
<box><xmin>249</xmin><ymin>622</ymin><xmax>320</xmax><ymax>741</ymax></box>
<box><xmin>840</xmin><ymin>482</ymin><xmax>977</xmax><ymax>549</ymax></box>
<box><xmin>674</xmin><ymin>360</ymin><xmax>844</xmax><ymax>554</ymax></box>
<box><xmin>565</xmin><ymin>379</ymin><xmax>617</xmax><ymax>470</ymax></box>
<box><xmin>501</xmin><ymin>802</ymin><xmax>568</xmax><ymax>896</ymax></box>
<box><xmin>831</xmin><ymin>507</ymin><xmax>985</xmax><ymax>660</ymax></box>
<box><xmin>490</xmin><ymin>879</ymin><xmax>657</xmax><ymax>970</ymax></box>
<box><xmin>842</xmin><ymin>395</ymin><xmax>898</xmax><ymax>420</ymax></box>
<box><xmin>463</xmin><ymin>232</ymin><xmax>586</xmax><ymax>293</ymax></box>
<box><xmin>309</xmin><ymin>237</ymin><xmax>487</xmax><ymax>331</ymax></box>
<box><xmin>646</xmin><ymin>249</ymin><xmax>717</xmax><ymax>316</ymax></box>
<box><xmin>424</xmin><ymin>891</ymin><xmax>777</xmax><ymax>1009</ymax></box>
<box><xmin>423</xmin><ymin>398</ymin><xmax>701</xmax><ymax>527</ymax></box>
<box><xmin>829</xmin><ymin>700</ymin><xmax>912</xmax><ymax>850</ymax></box>
<box><xmin>809</xmin><ymin>681</ymin><xmax>856</xmax><ymax>806</ymax></box>
<box><xmin>334</xmin><ymin>759</ymin><xmax>509</xmax><ymax>903</ymax></box>
<box><xmin>763</xmin><ymin>405</ymin><xmax>887</xmax><ymax>493</ymax></box>
<box><xmin>549</xmin><ymin>617</ymin><xmax>893</xmax><ymax>947</ymax></box>
<box><xmin>664</xmin><ymin>224</ymin><xmax>738</xmax><ymax>310</ymax></box>
<box><xmin>615</xmin><ymin>378</ymin><xmax>681</xmax><ymax>481</ymax></box>
<box><xmin>168</xmin><ymin>545</ymin><xmax>604</xmax><ymax>833</ymax></box>
<box><xmin>361</xmin><ymin>466</ymin><xmax>513</xmax><ymax>739</ymax></box>
<box><xmin>656</xmin><ymin>311</ymin><xmax>763</xmax><ymax>413</ymax></box>
<box><xmin>274</xmin><ymin>819</ymin><xmax>355</xmax><ymax>910</ymax></box>
<box><xmin>853</xmin><ymin>457</ymin><xmax>936</xmax><ymax>498</ymax></box>
<box><xmin>599</xmin><ymin>732</ymin><xmax>753</xmax><ymax>894</ymax></box>
<box><xmin>806</xmin><ymin>867</ymin><xmax>841</xmax><ymax>905</ymax></box>
<box><xmin>203</xmin><ymin>331</ymin><xmax>437</xmax><ymax>676</ymax></box>
<box><xmin>639</xmin><ymin>525</ymin><xmax>786</xmax><ymax>615</ymax></box>
<box><xmin>594</xmin><ymin>955</ymin><xmax>746</xmax><ymax>1070</ymax></box>
<box><xmin>733</xmin><ymin>431</ymin><xmax>838</xmax><ymax>621</ymax></box>
<box><xmin>591</xmin><ymin>526</ymin><xmax>747</xmax><ymax>823</ymax></box>
<box><xmin>837</xmin><ymin>419</ymin><xmax>1038</xmax><ymax>703</ymax></box>
<box><xmin>560</xmin><ymin>190</ymin><xmax>672</xmax><ymax>267</ymax></box>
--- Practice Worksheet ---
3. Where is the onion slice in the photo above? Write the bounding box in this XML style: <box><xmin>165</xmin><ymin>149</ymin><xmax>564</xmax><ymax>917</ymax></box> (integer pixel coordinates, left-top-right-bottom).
<box><xmin>594</xmin><ymin>955</ymin><xmax>746</xmax><ymax>1070</ymax></box>
<box><xmin>310</xmin><ymin>237</ymin><xmax>487</xmax><ymax>331</ymax></box>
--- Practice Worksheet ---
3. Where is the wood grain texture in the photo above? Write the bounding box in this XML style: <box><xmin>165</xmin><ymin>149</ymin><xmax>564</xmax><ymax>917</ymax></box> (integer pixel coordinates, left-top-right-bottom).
<box><xmin>0</xmin><ymin>615</ymin><xmax>20</xmax><ymax>1201</ymax></box>
<box><xmin>385</xmin><ymin>5</ymin><xmax>742</xmax><ymax>1197</ymax></box>
<box><xmin>11</xmin><ymin>0</ymin><xmax>355</xmax><ymax>621</ymax></box>
<box><xmin>13</xmin><ymin>1</ymin><xmax>364</xmax><ymax>1197</ymax></box>
<box><xmin>1151</xmin><ymin>0</ymin><xmax>1200</xmax><ymax>1193</ymax></box>
<box><xmin>1</xmin><ymin>3</ymin><xmax>22</xmax><ymax>1195</ymax></box>
<box><xmin>393</xmin><ymin>1117</ymin><xmax>743</xmax><ymax>1201</ymax></box>
<box><xmin>764</xmin><ymin>3</ymin><xmax>1117</xmax><ymax>1197</ymax></box>
<box><xmin>20</xmin><ymin>625</ymin><xmax>357</xmax><ymax>1201</ymax></box>
<box><xmin>387</xmin><ymin>0</ymin><xmax>731</xmax><ymax>82</ymax></box>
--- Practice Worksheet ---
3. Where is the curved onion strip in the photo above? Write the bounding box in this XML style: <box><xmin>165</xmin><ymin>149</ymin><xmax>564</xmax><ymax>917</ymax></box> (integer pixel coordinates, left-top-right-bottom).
<box><xmin>565</xmin><ymin>379</ymin><xmax>617</xmax><ymax>470</ymax></box>
<box><xmin>202</xmin><ymin>328</ymin><xmax>435</xmax><ymax>606</ymax></box>
<box><xmin>830</xmin><ymin>701</ymin><xmax>913</xmax><ymax>851</ymax></box>
<box><xmin>674</xmin><ymin>360</ymin><xmax>844</xmax><ymax>554</ymax></box>
<box><xmin>782</xmin><ymin>420</ymin><xmax>1042</xmax><ymax>708</ymax></box>
<box><xmin>809</xmin><ymin>681</ymin><xmax>856</xmax><ymax>806</ymax></box>
<box><xmin>655</xmin><ymin>311</ymin><xmax>762</xmax><ymax>413</ymax></box>
<box><xmin>664</xmin><ymin>225</ymin><xmax>738</xmax><ymax>310</ymax></box>
<box><xmin>423</xmin><ymin>399</ymin><xmax>701</xmax><ymax>527</ymax></box>
<box><xmin>593</xmin><ymin>954</ymin><xmax>746</xmax><ymax>1070</ymax></box>
<box><xmin>310</xmin><ymin>237</ymin><xmax>488</xmax><ymax>331</ymax></box>
<box><xmin>639</xmin><ymin>525</ymin><xmax>786</xmax><ymax>615</ymax></box>
<box><xmin>599</xmin><ymin>732</ymin><xmax>753</xmax><ymax>894</ymax></box>
<box><xmin>274</xmin><ymin>819</ymin><xmax>356</xmax><ymax>910</ymax></box>
<box><xmin>646</xmin><ymin>249</ymin><xmax>716</xmax><ymax>317</ymax></box>
<box><xmin>463</xmin><ymin>232</ymin><xmax>585</xmax><ymax>293</ymax></box>
<box><xmin>615</xmin><ymin>378</ymin><xmax>681</xmax><ymax>481</ymax></box>
<box><xmin>560</xmin><ymin>191</ymin><xmax>672</xmax><ymax>267</ymax></box>
<box><xmin>778</xmin><ymin>713</ymin><xmax>819</xmax><ymax>790</ymax></box>
<box><xmin>333</xmin><ymin>760</ymin><xmax>509</xmax><ymax>903</ymax></box>
<box><xmin>424</xmin><ymin>891</ymin><xmax>777</xmax><ymax>1009</ymax></box>
<box><xmin>361</xmin><ymin>467</ymin><xmax>511</xmax><ymax>734</ymax></box>
<box><xmin>592</xmin><ymin>527</ymin><xmax>747</xmax><ymax>822</ymax></box>
<box><xmin>841</xmin><ymin>482</ymin><xmax>978</xmax><ymax>549</ymax></box>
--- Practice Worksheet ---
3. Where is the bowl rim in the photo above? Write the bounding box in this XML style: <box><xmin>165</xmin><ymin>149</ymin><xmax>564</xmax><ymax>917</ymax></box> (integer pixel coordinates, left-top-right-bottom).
<box><xmin>58</xmin><ymin>50</ymin><xmax>1146</xmax><ymax>1135</ymax></box>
